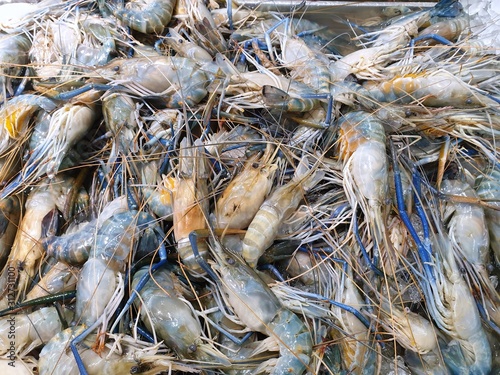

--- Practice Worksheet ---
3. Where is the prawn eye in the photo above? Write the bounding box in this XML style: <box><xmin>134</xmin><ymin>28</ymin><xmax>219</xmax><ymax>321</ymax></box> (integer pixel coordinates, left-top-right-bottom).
<box><xmin>465</xmin><ymin>98</ymin><xmax>473</xmax><ymax>105</ymax></box>
<box><xmin>252</xmin><ymin>162</ymin><xmax>259</xmax><ymax>169</ymax></box>
<box><xmin>178</xmin><ymin>39</ymin><xmax>183</xmax><ymax>43</ymax></box>
<box><xmin>227</xmin><ymin>257</ymin><xmax>235</xmax><ymax>265</ymax></box>
<box><xmin>188</xmin><ymin>344</ymin><xmax>197</xmax><ymax>353</ymax></box>
<box><xmin>113</xmin><ymin>65</ymin><xmax>120</xmax><ymax>72</ymax></box>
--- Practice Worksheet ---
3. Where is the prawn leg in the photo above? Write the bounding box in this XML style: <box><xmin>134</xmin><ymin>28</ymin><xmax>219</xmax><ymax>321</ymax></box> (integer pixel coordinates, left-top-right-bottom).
<box><xmin>390</xmin><ymin>140</ymin><xmax>434</xmax><ymax>282</ymax></box>
<box><xmin>52</xmin><ymin>83</ymin><xmax>119</xmax><ymax>101</ymax></box>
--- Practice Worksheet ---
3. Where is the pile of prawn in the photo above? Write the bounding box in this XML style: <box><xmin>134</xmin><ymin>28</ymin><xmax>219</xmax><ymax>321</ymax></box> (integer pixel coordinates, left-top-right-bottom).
<box><xmin>0</xmin><ymin>0</ymin><xmax>499</xmax><ymax>374</ymax></box>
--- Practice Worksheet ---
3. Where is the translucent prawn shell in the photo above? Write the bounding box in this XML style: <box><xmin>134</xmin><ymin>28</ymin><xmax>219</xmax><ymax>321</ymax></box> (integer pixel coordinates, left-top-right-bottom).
<box><xmin>94</xmin><ymin>56</ymin><xmax>209</xmax><ymax>108</ymax></box>
<box><xmin>132</xmin><ymin>267</ymin><xmax>206</xmax><ymax>360</ymax></box>
<box><xmin>215</xmin><ymin>152</ymin><xmax>277</xmax><ymax>230</ymax></box>
<box><xmin>338</xmin><ymin>111</ymin><xmax>388</xmax><ymax>202</ymax></box>
<box><xmin>0</xmin><ymin>307</ymin><xmax>65</xmax><ymax>356</ymax></box>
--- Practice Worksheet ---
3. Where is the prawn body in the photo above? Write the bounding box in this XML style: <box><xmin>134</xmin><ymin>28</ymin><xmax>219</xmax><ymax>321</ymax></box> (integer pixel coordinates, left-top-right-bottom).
<box><xmin>241</xmin><ymin>159</ymin><xmax>324</xmax><ymax>268</ymax></box>
<box><xmin>0</xmin><ymin>196</ymin><xmax>20</xmax><ymax>271</ymax></box>
<box><xmin>76</xmin><ymin>211</ymin><xmax>155</xmax><ymax>326</ymax></box>
<box><xmin>95</xmin><ymin>56</ymin><xmax>209</xmax><ymax>108</ymax></box>
<box><xmin>0</xmin><ymin>307</ymin><xmax>66</xmax><ymax>357</ymax></box>
<box><xmin>215</xmin><ymin>146</ymin><xmax>277</xmax><ymax>230</ymax></box>
<box><xmin>363</xmin><ymin>71</ymin><xmax>496</xmax><ymax>108</ymax></box>
<box><xmin>0</xmin><ymin>94</ymin><xmax>56</xmax><ymax>154</ymax></box>
<box><xmin>0</xmin><ymin>32</ymin><xmax>30</xmax><ymax>100</ymax></box>
<box><xmin>101</xmin><ymin>0</ymin><xmax>177</xmax><ymax>34</ymax></box>
<box><xmin>0</xmin><ymin>176</ymin><xmax>73</xmax><ymax>308</ymax></box>
<box><xmin>132</xmin><ymin>266</ymin><xmax>225</xmax><ymax>363</ymax></box>
<box><xmin>475</xmin><ymin>168</ymin><xmax>500</xmax><ymax>265</ymax></box>
<box><xmin>173</xmin><ymin>138</ymin><xmax>210</xmax><ymax>275</ymax></box>
<box><xmin>211</xmin><ymin>239</ymin><xmax>313</xmax><ymax>375</ymax></box>
<box><xmin>47</xmin><ymin>208</ymin><xmax>158</xmax><ymax>326</ymax></box>
<box><xmin>338</xmin><ymin>111</ymin><xmax>392</xmax><ymax>272</ymax></box>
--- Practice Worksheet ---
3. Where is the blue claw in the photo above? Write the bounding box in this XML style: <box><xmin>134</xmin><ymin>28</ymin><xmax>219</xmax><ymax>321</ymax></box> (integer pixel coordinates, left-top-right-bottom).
<box><xmin>258</xmin><ymin>263</ymin><xmax>286</xmax><ymax>282</ymax></box>
<box><xmin>136</xmin><ymin>326</ymin><xmax>155</xmax><ymax>343</ymax></box>
<box><xmin>390</xmin><ymin>140</ymin><xmax>435</xmax><ymax>283</ymax></box>
<box><xmin>189</xmin><ymin>231</ymin><xmax>219</xmax><ymax>281</ymax></box>
<box><xmin>53</xmin><ymin>83</ymin><xmax>116</xmax><ymax>100</ymax></box>
<box><xmin>409</xmin><ymin>33</ymin><xmax>454</xmax><ymax>49</ymax></box>
<box><xmin>353</xmin><ymin>212</ymin><xmax>384</xmax><ymax>277</ymax></box>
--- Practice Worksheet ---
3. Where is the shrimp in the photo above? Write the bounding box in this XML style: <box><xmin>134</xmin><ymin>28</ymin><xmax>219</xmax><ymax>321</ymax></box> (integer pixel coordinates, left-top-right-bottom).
<box><xmin>241</xmin><ymin>156</ymin><xmax>324</xmax><ymax>268</ymax></box>
<box><xmin>132</xmin><ymin>266</ymin><xmax>228</xmax><ymax>364</ymax></box>
<box><xmin>100</xmin><ymin>0</ymin><xmax>176</xmax><ymax>34</ymax></box>
<box><xmin>0</xmin><ymin>0</ymin><xmax>77</xmax><ymax>33</ymax></box>
<box><xmin>0</xmin><ymin>94</ymin><xmax>56</xmax><ymax>155</ymax></box>
<box><xmin>334</xmin><ymin>270</ymin><xmax>378</xmax><ymax>374</ymax></box>
<box><xmin>180</xmin><ymin>0</ymin><xmax>227</xmax><ymax>54</ymax></box>
<box><xmin>338</xmin><ymin>111</ymin><xmax>395</xmax><ymax>274</ymax></box>
<box><xmin>375</xmin><ymin>285</ymin><xmax>438</xmax><ymax>355</ymax></box>
<box><xmin>209</xmin><ymin>237</ymin><xmax>313</xmax><ymax>375</ymax></box>
<box><xmin>39</xmin><ymin>325</ymin><xmax>178</xmax><ymax>375</ymax></box>
<box><xmin>475</xmin><ymin>167</ymin><xmax>500</xmax><ymax>265</ymax></box>
<box><xmin>363</xmin><ymin>70</ymin><xmax>499</xmax><ymax>108</ymax></box>
<box><xmin>214</xmin><ymin>144</ymin><xmax>277</xmax><ymax>231</ymax></box>
<box><xmin>329</xmin><ymin>0</ymin><xmax>462</xmax><ymax>81</ymax></box>
<box><xmin>0</xmin><ymin>32</ymin><xmax>31</xmax><ymax>101</ymax></box>
<box><xmin>93</xmin><ymin>56</ymin><xmax>209</xmax><ymax>108</ymax></box>
<box><xmin>173</xmin><ymin>137</ymin><xmax>210</xmax><ymax>276</ymax></box>
<box><xmin>0</xmin><ymin>307</ymin><xmax>68</xmax><ymax>357</ymax></box>
<box><xmin>140</xmin><ymin>159</ymin><xmax>175</xmax><ymax>220</ymax></box>
<box><xmin>415</xmin><ymin>16</ymin><xmax>470</xmax><ymax>48</ymax></box>
<box><xmin>25</xmin><ymin>261</ymin><xmax>78</xmax><ymax>301</ymax></box>
<box><xmin>49</xmin><ymin>210</ymin><xmax>159</xmax><ymax>326</ymax></box>
<box><xmin>265</xmin><ymin>18</ymin><xmax>331</xmax><ymax>96</ymax></box>
<box><xmin>0</xmin><ymin>196</ymin><xmax>20</xmax><ymax>271</ymax></box>
<box><xmin>1</xmin><ymin>90</ymin><xmax>100</xmax><ymax>198</ymax></box>
<box><xmin>440</xmin><ymin>178</ymin><xmax>489</xmax><ymax>269</ymax></box>
<box><xmin>432</xmin><ymin>235</ymin><xmax>491</xmax><ymax>374</ymax></box>
<box><xmin>0</xmin><ymin>176</ymin><xmax>73</xmax><ymax>310</ymax></box>
<box><xmin>101</xmin><ymin>92</ymin><xmax>138</xmax><ymax>160</ymax></box>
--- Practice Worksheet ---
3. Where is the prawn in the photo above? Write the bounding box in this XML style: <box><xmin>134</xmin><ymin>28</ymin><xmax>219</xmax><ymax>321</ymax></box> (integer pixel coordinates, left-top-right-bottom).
<box><xmin>0</xmin><ymin>32</ymin><xmax>31</xmax><ymax>101</ymax></box>
<box><xmin>25</xmin><ymin>261</ymin><xmax>78</xmax><ymax>301</ymax></box>
<box><xmin>208</xmin><ymin>236</ymin><xmax>313</xmax><ymax>375</ymax></box>
<box><xmin>48</xmin><ymin>209</ymin><xmax>161</xmax><ymax>327</ymax></box>
<box><xmin>0</xmin><ymin>307</ymin><xmax>68</xmax><ymax>358</ymax></box>
<box><xmin>391</xmin><ymin>143</ymin><xmax>492</xmax><ymax>374</ymax></box>
<box><xmin>475</xmin><ymin>167</ymin><xmax>500</xmax><ymax>265</ymax></box>
<box><xmin>214</xmin><ymin>143</ymin><xmax>277</xmax><ymax>231</ymax></box>
<box><xmin>0</xmin><ymin>176</ymin><xmax>74</xmax><ymax>309</ymax></box>
<box><xmin>100</xmin><ymin>0</ymin><xmax>176</xmax><ymax>34</ymax></box>
<box><xmin>131</xmin><ymin>266</ymin><xmax>228</xmax><ymax>364</ymax></box>
<box><xmin>334</xmin><ymin>272</ymin><xmax>379</xmax><ymax>374</ymax></box>
<box><xmin>1</xmin><ymin>91</ymin><xmax>100</xmax><ymax>198</ymax></box>
<box><xmin>241</xmin><ymin>156</ymin><xmax>324</xmax><ymax>268</ymax></box>
<box><xmin>0</xmin><ymin>196</ymin><xmax>20</xmax><ymax>271</ymax></box>
<box><xmin>338</xmin><ymin>111</ymin><xmax>395</xmax><ymax>275</ymax></box>
<box><xmin>173</xmin><ymin>137</ymin><xmax>210</xmax><ymax>276</ymax></box>
<box><xmin>39</xmin><ymin>325</ymin><xmax>185</xmax><ymax>375</ymax></box>
<box><xmin>329</xmin><ymin>0</ymin><xmax>462</xmax><ymax>81</ymax></box>
<box><xmin>92</xmin><ymin>56</ymin><xmax>209</xmax><ymax>108</ymax></box>
<box><xmin>363</xmin><ymin>70</ymin><xmax>499</xmax><ymax>108</ymax></box>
